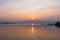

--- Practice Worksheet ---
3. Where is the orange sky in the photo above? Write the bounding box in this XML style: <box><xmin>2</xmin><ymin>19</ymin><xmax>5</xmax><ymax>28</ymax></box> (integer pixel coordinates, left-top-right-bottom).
<box><xmin>0</xmin><ymin>9</ymin><xmax>60</xmax><ymax>21</ymax></box>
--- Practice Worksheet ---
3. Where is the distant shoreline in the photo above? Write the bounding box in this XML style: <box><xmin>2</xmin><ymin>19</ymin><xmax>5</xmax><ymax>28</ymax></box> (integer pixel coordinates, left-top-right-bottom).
<box><xmin>0</xmin><ymin>24</ymin><xmax>55</xmax><ymax>26</ymax></box>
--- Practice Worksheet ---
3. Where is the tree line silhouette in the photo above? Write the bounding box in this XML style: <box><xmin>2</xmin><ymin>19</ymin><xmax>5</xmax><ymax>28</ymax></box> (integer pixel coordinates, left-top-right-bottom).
<box><xmin>55</xmin><ymin>21</ymin><xmax>60</xmax><ymax>27</ymax></box>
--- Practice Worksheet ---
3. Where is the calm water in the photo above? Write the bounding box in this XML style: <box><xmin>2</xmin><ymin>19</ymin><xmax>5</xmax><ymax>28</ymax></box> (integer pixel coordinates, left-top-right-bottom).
<box><xmin>0</xmin><ymin>25</ymin><xmax>60</xmax><ymax>40</ymax></box>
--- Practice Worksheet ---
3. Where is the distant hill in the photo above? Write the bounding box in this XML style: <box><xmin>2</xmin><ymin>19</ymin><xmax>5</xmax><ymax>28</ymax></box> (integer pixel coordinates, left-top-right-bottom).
<box><xmin>0</xmin><ymin>20</ymin><xmax>55</xmax><ymax>24</ymax></box>
<box><xmin>16</xmin><ymin>20</ymin><xmax>55</xmax><ymax>24</ymax></box>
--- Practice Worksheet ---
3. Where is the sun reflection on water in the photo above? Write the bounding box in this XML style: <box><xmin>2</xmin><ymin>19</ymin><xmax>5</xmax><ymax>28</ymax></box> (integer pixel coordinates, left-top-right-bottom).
<box><xmin>32</xmin><ymin>26</ymin><xmax>34</xmax><ymax>34</ymax></box>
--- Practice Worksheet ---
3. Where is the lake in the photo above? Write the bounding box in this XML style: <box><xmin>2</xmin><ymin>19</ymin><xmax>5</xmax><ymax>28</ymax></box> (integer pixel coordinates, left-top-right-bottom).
<box><xmin>0</xmin><ymin>25</ymin><xmax>60</xmax><ymax>40</ymax></box>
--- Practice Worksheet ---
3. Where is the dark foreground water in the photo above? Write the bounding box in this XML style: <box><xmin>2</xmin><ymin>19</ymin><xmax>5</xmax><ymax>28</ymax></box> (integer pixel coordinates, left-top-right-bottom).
<box><xmin>0</xmin><ymin>25</ymin><xmax>60</xmax><ymax>40</ymax></box>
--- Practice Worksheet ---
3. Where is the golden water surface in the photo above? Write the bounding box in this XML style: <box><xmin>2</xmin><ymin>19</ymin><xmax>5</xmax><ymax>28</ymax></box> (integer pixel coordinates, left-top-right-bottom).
<box><xmin>0</xmin><ymin>25</ymin><xmax>60</xmax><ymax>40</ymax></box>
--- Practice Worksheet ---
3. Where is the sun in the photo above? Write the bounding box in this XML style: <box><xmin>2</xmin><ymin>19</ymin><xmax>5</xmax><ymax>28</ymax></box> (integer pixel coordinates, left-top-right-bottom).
<box><xmin>32</xmin><ymin>17</ymin><xmax>35</xmax><ymax>20</ymax></box>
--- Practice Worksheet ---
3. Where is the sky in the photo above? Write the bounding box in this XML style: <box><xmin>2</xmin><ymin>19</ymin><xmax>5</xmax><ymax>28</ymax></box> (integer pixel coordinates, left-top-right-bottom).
<box><xmin>0</xmin><ymin>0</ymin><xmax>60</xmax><ymax>21</ymax></box>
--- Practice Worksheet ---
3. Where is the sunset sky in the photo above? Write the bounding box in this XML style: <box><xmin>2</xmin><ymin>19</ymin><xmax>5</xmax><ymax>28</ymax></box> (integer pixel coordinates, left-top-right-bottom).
<box><xmin>0</xmin><ymin>0</ymin><xmax>60</xmax><ymax>21</ymax></box>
